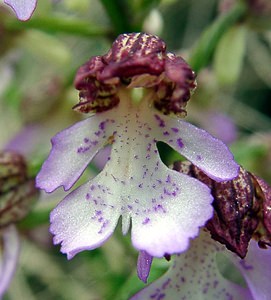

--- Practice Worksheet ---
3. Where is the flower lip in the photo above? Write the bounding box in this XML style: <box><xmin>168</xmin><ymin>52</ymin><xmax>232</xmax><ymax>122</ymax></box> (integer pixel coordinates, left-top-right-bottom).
<box><xmin>73</xmin><ymin>32</ymin><xmax>196</xmax><ymax>116</ymax></box>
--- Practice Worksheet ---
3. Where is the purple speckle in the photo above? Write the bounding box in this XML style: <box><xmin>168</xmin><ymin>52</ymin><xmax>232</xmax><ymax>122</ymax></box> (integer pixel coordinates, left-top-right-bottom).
<box><xmin>154</xmin><ymin>204</ymin><xmax>166</xmax><ymax>213</ymax></box>
<box><xmin>171</xmin><ymin>127</ymin><xmax>179</xmax><ymax>133</ymax></box>
<box><xmin>213</xmin><ymin>280</ymin><xmax>218</xmax><ymax>288</ymax></box>
<box><xmin>154</xmin><ymin>114</ymin><xmax>165</xmax><ymax>127</ymax></box>
<box><xmin>77</xmin><ymin>146</ymin><xmax>90</xmax><ymax>154</ymax></box>
<box><xmin>166</xmin><ymin>175</ymin><xmax>171</xmax><ymax>183</ymax></box>
<box><xmin>142</xmin><ymin>217</ymin><xmax>150</xmax><ymax>225</ymax></box>
<box><xmin>162</xmin><ymin>278</ymin><xmax>171</xmax><ymax>290</ymax></box>
<box><xmin>177</xmin><ymin>138</ymin><xmax>184</xmax><ymax>148</ymax></box>
<box><xmin>138</xmin><ymin>183</ymin><xmax>143</xmax><ymax>188</ymax></box>
<box><xmin>240</xmin><ymin>260</ymin><xmax>253</xmax><ymax>270</ymax></box>
<box><xmin>84</xmin><ymin>138</ymin><xmax>89</xmax><ymax>143</ymax></box>
<box><xmin>196</xmin><ymin>155</ymin><xmax>202</xmax><ymax>161</ymax></box>
<box><xmin>98</xmin><ymin>220</ymin><xmax>109</xmax><ymax>234</ymax></box>
<box><xmin>91</xmin><ymin>140</ymin><xmax>99</xmax><ymax>146</ymax></box>
<box><xmin>99</xmin><ymin>121</ymin><xmax>106</xmax><ymax>130</ymax></box>
<box><xmin>163</xmin><ymin>188</ymin><xmax>171</xmax><ymax>196</ymax></box>
<box><xmin>163</xmin><ymin>131</ymin><xmax>170</xmax><ymax>136</ymax></box>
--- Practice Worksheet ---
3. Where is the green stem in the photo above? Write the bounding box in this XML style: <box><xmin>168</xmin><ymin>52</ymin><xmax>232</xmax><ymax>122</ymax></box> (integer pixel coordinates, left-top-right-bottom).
<box><xmin>4</xmin><ymin>15</ymin><xmax>110</xmax><ymax>38</ymax></box>
<box><xmin>189</xmin><ymin>0</ymin><xmax>247</xmax><ymax>72</ymax></box>
<box><xmin>100</xmin><ymin>0</ymin><xmax>135</xmax><ymax>36</ymax></box>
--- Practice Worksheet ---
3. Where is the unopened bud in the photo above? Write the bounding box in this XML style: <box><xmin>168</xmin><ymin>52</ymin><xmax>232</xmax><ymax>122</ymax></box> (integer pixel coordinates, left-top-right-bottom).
<box><xmin>0</xmin><ymin>151</ymin><xmax>38</xmax><ymax>227</ymax></box>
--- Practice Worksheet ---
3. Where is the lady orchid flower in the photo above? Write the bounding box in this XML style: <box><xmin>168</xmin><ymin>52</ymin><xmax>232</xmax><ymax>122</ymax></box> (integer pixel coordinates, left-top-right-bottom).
<box><xmin>3</xmin><ymin>0</ymin><xmax>37</xmax><ymax>21</ymax></box>
<box><xmin>36</xmin><ymin>33</ymin><xmax>239</xmax><ymax>259</ymax></box>
<box><xmin>133</xmin><ymin>162</ymin><xmax>271</xmax><ymax>299</ymax></box>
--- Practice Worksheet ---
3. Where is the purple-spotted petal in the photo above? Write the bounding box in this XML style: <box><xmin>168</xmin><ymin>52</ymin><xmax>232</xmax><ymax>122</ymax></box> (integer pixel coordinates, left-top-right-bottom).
<box><xmin>137</xmin><ymin>251</ymin><xmax>153</xmax><ymax>283</ymax></box>
<box><xmin>36</xmin><ymin>112</ymin><xmax>115</xmax><ymax>192</ymax></box>
<box><xmin>0</xmin><ymin>225</ymin><xmax>20</xmax><ymax>298</ymax></box>
<box><xmin>154</xmin><ymin>113</ymin><xmax>239</xmax><ymax>181</ymax></box>
<box><xmin>130</xmin><ymin>170</ymin><xmax>213</xmax><ymax>257</ymax></box>
<box><xmin>229</xmin><ymin>240</ymin><xmax>271</xmax><ymax>300</ymax></box>
<box><xmin>131</xmin><ymin>231</ymin><xmax>253</xmax><ymax>300</ymax></box>
<box><xmin>4</xmin><ymin>0</ymin><xmax>37</xmax><ymax>21</ymax></box>
<box><xmin>50</xmin><ymin>176</ymin><xmax>120</xmax><ymax>259</ymax></box>
<box><xmin>50</xmin><ymin>97</ymin><xmax>213</xmax><ymax>258</ymax></box>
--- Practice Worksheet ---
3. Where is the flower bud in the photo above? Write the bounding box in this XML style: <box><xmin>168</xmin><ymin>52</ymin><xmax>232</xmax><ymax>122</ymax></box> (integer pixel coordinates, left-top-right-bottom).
<box><xmin>0</xmin><ymin>151</ymin><xmax>38</xmax><ymax>227</ymax></box>
<box><xmin>173</xmin><ymin>161</ymin><xmax>271</xmax><ymax>258</ymax></box>
<box><xmin>74</xmin><ymin>33</ymin><xmax>196</xmax><ymax>117</ymax></box>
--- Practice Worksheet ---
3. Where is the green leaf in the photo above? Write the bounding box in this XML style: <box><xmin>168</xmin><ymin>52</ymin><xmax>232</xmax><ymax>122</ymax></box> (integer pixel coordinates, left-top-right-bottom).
<box><xmin>100</xmin><ymin>0</ymin><xmax>135</xmax><ymax>35</ymax></box>
<box><xmin>114</xmin><ymin>258</ymin><xmax>168</xmax><ymax>300</ymax></box>
<box><xmin>189</xmin><ymin>1</ymin><xmax>247</xmax><ymax>72</ymax></box>
<box><xmin>214</xmin><ymin>25</ymin><xmax>247</xmax><ymax>85</ymax></box>
<box><xmin>5</xmin><ymin>15</ymin><xmax>109</xmax><ymax>37</ymax></box>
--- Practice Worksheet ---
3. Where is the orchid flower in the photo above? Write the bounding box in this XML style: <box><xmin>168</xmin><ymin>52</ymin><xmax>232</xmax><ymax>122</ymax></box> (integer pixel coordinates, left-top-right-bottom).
<box><xmin>3</xmin><ymin>0</ymin><xmax>37</xmax><ymax>21</ymax></box>
<box><xmin>132</xmin><ymin>230</ymin><xmax>271</xmax><ymax>300</ymax></box>
<box><xmin>133</xmin><ymin>162</ymin><xmax>271</xmax><ymax>299</ymax></box>
<box><xmin>0</xmin><ymin>225</ymin><xmax>20</xmax><ymax>299</ymax></box>
<box><xmin>36</xmin><ymin>33</ymin><xmax>239</xmax><ymax>259</ymax></box>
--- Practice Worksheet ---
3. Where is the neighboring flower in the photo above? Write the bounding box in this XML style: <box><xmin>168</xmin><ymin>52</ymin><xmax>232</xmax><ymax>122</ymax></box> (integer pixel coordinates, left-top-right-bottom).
<box><xmin>0</xmin><ymin>151</ymin><xmax>38</xmax><ymax>298</ymax></box>
<box><xmin>36</xmin><ymin>33</ymin><xmax>239</xmax><ymax>259</ymax></box>
<box><xmin>131</xmin><ymin>230</ymin><xmax>271</xmax><ymax>300</ymax></box>
<box><xmin>0</xmin><ymin>224</ymin><xmax>20</xmax><ymax>298</ymax></box>
<box><xmin>3</xmin><ymin>0</ymin><xmax>37</xmax><ymax>21</ymax></box>
<box><xmin>132</xmin><ymin>162</ymin><xmax>271</xmax><ymax>299</ymax></box>
<box><xmin>199</xmin><ymin>111</ymin><xmax>237</xmax><ymax>145</ymax></box>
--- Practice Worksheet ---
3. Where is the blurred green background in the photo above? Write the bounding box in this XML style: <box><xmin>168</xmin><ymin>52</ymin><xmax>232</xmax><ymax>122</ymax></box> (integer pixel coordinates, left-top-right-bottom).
<box><xmin>1</xmin><ymin>0</ymin><xmax>271</xmax><ymax>299</ymax></box>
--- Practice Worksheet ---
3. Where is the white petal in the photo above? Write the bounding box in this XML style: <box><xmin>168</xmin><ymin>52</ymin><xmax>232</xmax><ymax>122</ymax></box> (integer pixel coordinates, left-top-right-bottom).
<box><xmin>4</xmin><ymin>0</ymin><xmax>37</xmax><ymax>21</ymax></box>
<box><xmin>50</xmin><ymin>175</ymin><xmax>120</xmax><ymax>259</ymax></box>
<box><xmin>153</xmin><ymin>113</ymin><xmax>239</xmax><ymax>182</ymax></box>
<box><xmin>50</xmin><ymin>98</ymin><xmax>214</xmax><ymax>258</ymax></box>
<box><xmin>36</xmin><ymin>112</ymin><xmax>115</xmax><ymax>192</ymax></box>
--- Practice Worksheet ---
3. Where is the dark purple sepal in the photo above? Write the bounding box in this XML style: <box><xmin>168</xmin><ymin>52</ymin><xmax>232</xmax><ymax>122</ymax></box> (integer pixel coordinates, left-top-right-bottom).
<box><xmin>0</xmin><ymin>152</ymin><xmax>27</xmax><ymax>193</ymax></box>
<box><xmin>250</xmin><ymin>174</ymin><xmax>271</xmax><ymax>248</ymax></box>
<box><xmin>100</xmin><ymin>33</ymin><xmax>166</xmax><ymax>80</ymax></box>
<box><xmin>73</xmin><ymin>56</ymin><xmax>119</xmax><ymax>113</ymax></box>
<box><xmin>154</xmin><ymin>55</ymin><xmax>196</xmax><ymax>117</ymax></box>
<box><xmin>74</xmin><ymin>33</ymin><xmax>196</xmax><ymax>116</ymax></box>
<box><xmin>173</xmin><ymin>161</ymin><xmax>260</xmax><ymax>258</ymax></box>
<box><xmin>0</xmin><ymin>151</ymin><xmax>39</xmax><ymax>227</ymax></box>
